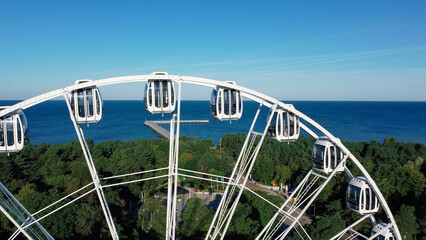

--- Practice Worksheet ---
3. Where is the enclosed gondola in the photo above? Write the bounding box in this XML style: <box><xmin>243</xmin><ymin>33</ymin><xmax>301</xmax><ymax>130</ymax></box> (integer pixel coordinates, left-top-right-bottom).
<box><xmin>144</xmin><ymin>72</ymin><xmax>176</xmax><ymax>114</ymax></box>
<box><xmin>0</xmin><ymin>108</ymin><xmax>29</xmax><ymax>153</ymax></box>
<box><xmin>210</xmin><ymin>82</ymin><xmax>243</xmax><ymax>121</ymax></box>
<box><xmin>70</xmin><ymin>80</ymin><xmax>103</xmax><ymax>124</ymax></box>
<box><xmin>371</xmin><ymin>223</ymin><xmax>396</xmax><ymax>240</ymax></box>
<box><xmin>267</xmin><ymin>109</ymin><xmax>300</xmax><ymax>142</ymax></box>
<box><xmin>346</xmin><ymin>177</ymin><xmax>379</xmax><ymax>214</ymax></box>
<box><xmin>311</xmin><ymin>137</ymin><xmax>345</xmax><ymax>174</ymax></box>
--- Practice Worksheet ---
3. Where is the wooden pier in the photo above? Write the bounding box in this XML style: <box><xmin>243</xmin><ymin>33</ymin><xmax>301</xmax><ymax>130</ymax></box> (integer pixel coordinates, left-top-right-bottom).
<box><xmin>144</xmin><ymin>120</ymin><xmax>209</xmax><ymax>139</ymax></box>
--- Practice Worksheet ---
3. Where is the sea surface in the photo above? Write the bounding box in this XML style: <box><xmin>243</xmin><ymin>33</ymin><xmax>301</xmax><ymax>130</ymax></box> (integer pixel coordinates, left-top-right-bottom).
<box><xmin>1</xmin><ymin>100</ymin><xmax>426</xmax><ymax>145</ymax></box>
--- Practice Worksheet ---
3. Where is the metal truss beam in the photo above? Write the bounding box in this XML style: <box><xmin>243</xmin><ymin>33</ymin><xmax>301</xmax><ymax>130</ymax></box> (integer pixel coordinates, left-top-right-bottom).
<box><xmin>257</xmin><ymin>157</ymin><xmax>348</xmax><ymax>240</ymax></box>
<box><xmin>206</xmin><ymin>103</ymin><xmax>277</xmax><ymax>240</ymax></box>
<box><xmin>367</xmin><ymin>224</ymin><xmax>394</xmax><ymax>240</ymax></box>
<box><xmin>0</xmin><ymin>182</ymin><xmax>53</xmax><ymax>240</ymax></box>
<box><xmin>64</xmin><ymin>94</ymin><xmax>119</xmax><ymax>240</ymax></box>
<box><xmin>165</xmin><ymin>81</ymin><xmax>182</xmax><ymax>240</ymax></box>
<box><xmin>330</xmin><ymin>214</ymin><xmax>371</xmax><ymax>240</ymax></box>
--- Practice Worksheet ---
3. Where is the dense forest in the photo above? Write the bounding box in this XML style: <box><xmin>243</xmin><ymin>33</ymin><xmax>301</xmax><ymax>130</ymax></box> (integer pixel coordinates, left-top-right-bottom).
<box><xmin>0</xmin><ymin>134</ymin><xmax>425</xmax><ymax>239</ymax></box>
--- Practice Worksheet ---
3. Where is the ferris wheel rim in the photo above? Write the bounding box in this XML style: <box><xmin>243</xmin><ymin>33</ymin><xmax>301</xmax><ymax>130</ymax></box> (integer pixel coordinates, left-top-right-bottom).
<box><xmin>0</xmin><ymin>73</ymin><xmax>401</xmax><ymax>239</ymax></box>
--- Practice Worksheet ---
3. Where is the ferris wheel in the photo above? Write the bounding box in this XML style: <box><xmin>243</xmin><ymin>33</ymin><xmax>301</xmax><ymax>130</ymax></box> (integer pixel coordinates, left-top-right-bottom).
<box><xmin>0</xmin><ymin>72</ymin><xmax>401</xmax><ymax>240</ymax></box>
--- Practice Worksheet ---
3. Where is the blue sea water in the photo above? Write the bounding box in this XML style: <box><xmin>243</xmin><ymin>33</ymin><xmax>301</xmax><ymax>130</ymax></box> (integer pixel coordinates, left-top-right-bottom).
<box><xmin>1</xmin><ymin>100</ymin><xmax>426</xmax><ymax>145</ymax></box>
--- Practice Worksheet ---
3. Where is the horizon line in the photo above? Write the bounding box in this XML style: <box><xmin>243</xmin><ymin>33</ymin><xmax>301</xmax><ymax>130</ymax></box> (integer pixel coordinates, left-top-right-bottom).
<box><xmin>1</xmin><ymin>99</ymin><xmax>425</xmax><ymax>102</ymax></box>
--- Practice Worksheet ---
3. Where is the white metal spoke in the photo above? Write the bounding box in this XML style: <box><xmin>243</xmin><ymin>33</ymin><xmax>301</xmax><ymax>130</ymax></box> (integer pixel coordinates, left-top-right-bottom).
<box><xmin>102</xmin><ymin>174</ymin><xmax>169</xmax><ymax>188</ymax></box>
<box><xmin>206</xmin><ymin>104</ymin><xmax>262</xmax><ymax>240</ymax></box>
<box><xmin>64</xmin><ymin>94</ymin><xmax>119</xmax><ymax>240</ymax></box>
<box><xmin>367</xmin><ymin>224</ymin><xmax>393</xmax><ymax>240</ymax></box>
<box><xmin>165</xmin><ymin>114</ymin><xmax>176</xmax><ymax>239</ymax></box>
<box><xmin>0</xmin><ymin>182</ymin><xmax>53</xmax><ymax>240</ymax></box>
<box><xmin>257</xmin><ymin>170</ymin><xmax>313</xmax><ymax>240</ymax></box>
<box><xmin>32</xmin><ymin>182</ymin><xmax>94</xmax><ymax>217</ymax></box>
<box><xmin>278</xmin><ymin>158</ymin><xmax>348</xmax><ymax>240</ymax></box>
<box><xmin>23</xmin><ymin>189</ymin><xmax>96</xmax><ymax>230</ymax></box>
<box><xmin>346</xmin><ymin>229</ymin><xmax>369</xmax><ymax>240</ymax></box>
<box><xmin>165</xmin><ymin>80</ymin><xmax>182</xmax><ymax>240</ymax></box>
<box><xmin>257</xmin><ymin>157</ymin><xmax>348</xmax><ymax>240</ymax></box>
<box><xmin>101</xmin><ymin>167</ymin><xmax>169</xmax><ymax>180</ymax></box>
<box><xmin>330</xmin><ymin>214</ymin><xmax>371</xmax><ymax>240</ymax></box>
<box><xmin>9</xmin><ymin>182</ymin><xmax>95</xmax><ymax>240</ymax></box>
<box><xmin>206</xmin><ymin>103</ymin><xmax>277</xmax><ymax>240</ymax></box>
<box><xmin>177</xmin><ymin>173</ymin><xmax>235</xmax><ymax>187</ymax></box>
<box><xmin>172</xmin><ymin>81</ymin><xmax>182</xmax><ymax>240</ymax></box>
<box><xmin>178</xmin><ymin>168</ymin><xmax>231</xmax><ymax>181</ymax></box>
<box><xmin>206</xmin><ymin>105</ymin><xmax>263</xmax><ymax>239</ymax></box>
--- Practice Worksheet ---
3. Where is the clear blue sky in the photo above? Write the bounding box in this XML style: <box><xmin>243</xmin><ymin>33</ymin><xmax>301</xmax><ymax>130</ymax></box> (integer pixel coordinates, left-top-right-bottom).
<box><xmin>1</xmin><ymin>1</ymin><xmax>425</xmax><ymax>101</ymax></box>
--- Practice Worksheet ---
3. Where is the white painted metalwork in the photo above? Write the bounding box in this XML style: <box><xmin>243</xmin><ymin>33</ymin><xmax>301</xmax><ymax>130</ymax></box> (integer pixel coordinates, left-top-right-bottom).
<box><xmin>64</xmin><ymin>94</ymin><xmax>119</xmax><ymax>240</ymax></box>
<box><xmin>166</xmin><ymin>113</ymin><xmax>177</xmax><ymax>240</ymax></box>
<box><xmin>0</xmin><ymin>182</ymin><xmax>53</xmax><ymax>240</ymax></box>
<box><xmin>178</xmin><ymin>168</ymin><xmax>231</xmax><ymax>182</ymax></box>
<box><xmin>0</xmin><ymin>73</ymin><xmax>403</xmax><ymax>240</ymax></box>
<box><xmin>370</xmin><ymin>223</ymin><xmax>396</xmax><ymax>240</ymax></box>
<box><xmin>267</xmin><ymin>108</ymin><xmax>300</xmax><ymax>142</ymax></box>
<box><xmin>70</xmin><ymin>80</ymin><xmax>103</xmax><ymax>124</ymax></box>
<box><xmin>256</xmin><ymin>156</ymin><xmax>346</xmax><ymax>240</ymax></box>
<box><xmin>206</xmin><ymin>103</ymin><xmax>277</xmax><ymax>240</ymax></box>
<box><xmin>269</xmin><ymin>157</ymin><xmax>347</xmax><ymax>240</ymax></box>
<box><xmin>312</xmin><ymin>137</ymin><xmax>345</xmax><ymax>174</ymax></box>
<box><xmin>329</xmin><ymin>214</ymin><xmax>371</xmax><ymax>240</ymax></box>
<box><xmin>20</xmin><ymin>189</ymin><xmax>96</xmax><ymax>231</ymax></box>
<box><xmin>0</xmin><ymin>108</ymin><xmax>29</xmax><ymax>152</ymax></box>
<box><xmin>346</xmin><ymin>177</ymin><xmax>380</xmax><ymax>215</ymax></box>
<box><xmin>175</xmin><ymin>167</ymin><xmax>319</xmax><ymax>239</ymax></box>
<box><xmin>165</xmin><ymin>80</ymin><xmax>182</xmax><ymax>240</ymax></box>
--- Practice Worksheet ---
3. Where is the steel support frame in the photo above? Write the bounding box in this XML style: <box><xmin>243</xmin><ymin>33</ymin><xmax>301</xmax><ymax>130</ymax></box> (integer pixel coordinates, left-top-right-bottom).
<box><xmin>9</xmin><ymin>182</ymin><xmax>95</xmax><ymax>240</ymax></box>
<box><xmin>257</xmin><ymin>157</ymin><xmax>348</xmax><ymax>240</ymax></box>
<box><xmin>256</xmin><ymin>170</ymin><xmax>315</xmax><ymax>240</ymax></box>
<box><xmin>367</xmin><ymin>224</ymin><xmax>394</xmax><ymax>240</ymax></box>
<box><xmin>329</xmin><ymin>214</ymin><xmax>371</xmax><ymax>240</ymax></box>
<box><xmin>206</xmin><ymin>103</ymin><xmax>277</xmax><ymax>240</ymax></box>
<box><xmin>346</xmin><ymin>229</ymin><xmax>369</xmax><ymax>240</ymax></box>
<box><xmin>0</xmin><ymin>182</ymin><xmax>53</xmax><ymax>240</ymax></box>
<box><xmin>165</xmin><ymin>81</ymin><xmax>182</xmax><ymax>240</ymax></box>
<box><xmin>12</xmin><ymin>169</ymin><xmax>170</xmax><ymax>238</ymax></box>
<box><xmin>177</xmin><ymin>169</ymin><xmax>312</xmax><ymax>239</ymax></box>
<box><xmin>63</xmin><ymin>94</ymin><xmax>119</xmax><ymax>240</ymax></box>
<box><xmin>177</xmin><ymin>167</ymin><xmax>308</xmax><ymax>238</ymax></box>
<box><xmin>0</xmin><ymin>74</ymin><xmax>402</xmax><ymax>240</ymax></box>
<box><xmin>165</xmin><ymin>113</ymin><xmax>176</xmax><ymax>239</ymax></box>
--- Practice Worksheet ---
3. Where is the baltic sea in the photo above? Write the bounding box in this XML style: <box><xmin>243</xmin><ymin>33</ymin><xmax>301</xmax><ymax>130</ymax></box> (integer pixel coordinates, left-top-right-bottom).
<box><xmin>1</xmin><ymin>100</ymin><xmax>426</xmax><ymax>145</ymax></box>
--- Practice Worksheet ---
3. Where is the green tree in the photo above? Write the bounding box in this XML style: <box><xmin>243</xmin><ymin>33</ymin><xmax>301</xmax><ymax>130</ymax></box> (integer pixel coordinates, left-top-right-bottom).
<box><xmin>138</xmin><ymin>198</ymin><xmax>167</xmax><ymax>238</ymax></box>
<box><xmin>252</xmin><ymin>155</ymin><xmax>274</xmax><ymax>184</ymax></box>
<box><xmin>228</xmin><ymin>202</ymin><xmax>260</xmax><ymax>238</ymax></box>
<box><xmin>395</xmin><ymin>205</ymin><xmax>419</xmax><ymax>240</ymax></box>
<box><xmin>403</xmin><ymin>165</ymin><xmax>425</xmax><ymax>197</ymax></box>
<box><xmin>274</xmin><ymin>165</ymin><xmax>292</xmax><ymax>185</ymax></box>
<box><xmin>179</xmin><ymin>198</ymin><xmax>213</xmax><ymax>239</ymax></box>
<box><xmin>309</xmin><ymin>215</ymin><xmax>346</xmax><ymax>240</ymax></box>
